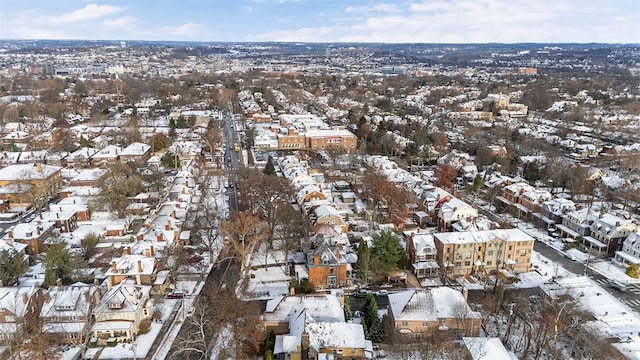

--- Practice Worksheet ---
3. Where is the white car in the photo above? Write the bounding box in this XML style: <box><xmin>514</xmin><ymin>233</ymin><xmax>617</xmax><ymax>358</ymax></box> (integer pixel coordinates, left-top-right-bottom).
<box><xmin>375</xmin><ymin>290</ymin><xmax>388</xmax><ymax>296</ymax></box>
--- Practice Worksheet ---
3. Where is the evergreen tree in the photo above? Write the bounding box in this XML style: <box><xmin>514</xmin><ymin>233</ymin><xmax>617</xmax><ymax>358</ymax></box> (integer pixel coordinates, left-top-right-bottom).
<box><xmin>43</xmin><ymin>237</ymin><xmax>87</xmax><ymax>286</ymax></box>
<box><xmin>162</xmin><ymin>151</ymin><xmax>180</xmax><ymax>169</ymax></box>
<box><xmin>0</xmin><ymin>250</ymin><xmax>28</xmax><ymax>286</ymax></box>
<box><xmin>263</xmin><ymin>157</ymin><xmax>276</xmax><ymax>176</ymax></box>
<box><xmin>371</xmin><ymin>229</ymin><xmax>408</xmax><ymax>273</ymax></box>
<box><xmin>356</xmin><ymin>239</ymin><xmax>370</xmax><ymax>284</ymax></box>
<box><xmin>343</xmin><ymin>295</ymin><xmax>353</xmax><ymax>321</ymax></box>
<box><xmin>362</xmin><ymin>293</ymin><xmax>382</xmax><ymax>342</ymax></box>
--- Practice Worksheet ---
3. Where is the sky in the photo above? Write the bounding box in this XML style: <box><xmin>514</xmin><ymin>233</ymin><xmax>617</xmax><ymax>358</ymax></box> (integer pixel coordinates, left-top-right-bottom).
<box><xmin>0</xmin><ymin>0</ymin><xmax>639</xmax><ymax>44</ymax></box>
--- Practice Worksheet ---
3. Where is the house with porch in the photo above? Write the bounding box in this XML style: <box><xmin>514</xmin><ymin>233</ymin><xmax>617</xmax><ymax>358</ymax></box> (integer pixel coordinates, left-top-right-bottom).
<box><xmin>585</xmin><ymin>212</ymin><xmax>637</xmax><ymax>256</ymax></box>
<box><xmin>614</xmin><ymin>231</ymin><xmax>640</xmax><ymax>268</ymax></box>
<box><xmin>90</xmin><ymin>281</ymin><xmax>153</xmax><ymax>345</ymax></box>
<box><xmin>405</xmin><ymin>231</ymin><xmax>439</xmax><ymax>279</ymax></box>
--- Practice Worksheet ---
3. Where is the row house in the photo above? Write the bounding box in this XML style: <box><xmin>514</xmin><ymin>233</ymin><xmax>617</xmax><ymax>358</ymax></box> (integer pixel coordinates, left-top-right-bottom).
<box><xmin>434</xmin><ymin>229</ymin><xmax>534</xmax><ymax>278</ymax></box>
<box><xmin>557</xmin><ymin>207</ymin><xmax>596</xmax><ymax>241</ymax></box>
<box><xmin>614</xmin><ymin>232</ymin><xmax>640</xmax><ymax>267</ymax></box>
<box><xmin>586</xmin><ymin>212</ymin><xmax>637</xmax><ymax>255</ymax></box>
<box><xmin>539</xmin><ymin>198</ymin><xmax>577</xmax><ymax>225</ymax></box>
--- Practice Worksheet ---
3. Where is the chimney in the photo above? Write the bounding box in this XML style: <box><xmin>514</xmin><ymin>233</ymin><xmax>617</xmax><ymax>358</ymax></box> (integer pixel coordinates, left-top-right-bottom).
<box><xmin>132</xmin><ymin>289</ymin><xmax>139</xmax><ymax>305</ymax></box>
<box><xmin>36</xmin><ymin>163</ymin><xmax>42</xmax><ymax>173</ymax></box>
<box><xmin>56</xmin><ymin>278</ymin><xmax>63</xmax><ymax>286</ymax></box>
<box><xmin>171</xmin><ymin>210</ymin><xmax>176</xmax><ymax>218</ymax></box>
<box><xmin>616</xmin><ymin>221</ymin><xmax>621</xmax><ymax>227</ymax></box>
<box><xmin>56</xmin><ymin>213</ymin><xmax>59</xmax><ymax>219</ymax></box>
<box><xmin>165</xmin><ymin>221</ymin><xmax>171</xmax><ymax>230</ymax></box>
<box><xmin>144</xmin><ymin>248</ymin><xmax>151</xmax><ymax>257</ymax></box>
<box><xmin>111</xmin><ymin>260</ymin><xmax>117</xmax><ymax>273</ymax></box>
<box><xmin>7</xmin><ymin>230</ymin><xmax>12</xmax><ymax>239</ymax></box>
<box><xmin>0</xmin><ymin>279</ymin><xmax>3</xmax><ymax>287</ymax></box>
<box><xmin>150</xmin><ymin>245</ymin><xmax>155</xmax><ymax>256</ymax></box>
<box><xmin>94</xmin><ymin>278</ymin><xmax>100</xmax><ymax>286</ymax></box>
<box><xmin>73</xmin><ymin>199</ymin><xmax>76</xmax><ymax>204</ymax></box>
<box><xmin>462</xmin><ymin>287</ymin><xmax>468</xmax><ymax>302</ymax></box>
<box><xmin>290</xmin><ymin>287</ymin><xmax>295</xmax><ymax>296</ymax></box>
<box><xmin>123</xmin><ymin>246</ymin><xmax>131</xmax><ymax>255</ymax></box>
<box><xmin>137</xmin><ymin>260</ymin><xmax>143</xmax><ymax>273</ymax></box>
<box><xmin>22</xmin><ymin>292</ymin><xmax>28</xmax><ymax>304</ymax></box>
<box><xmin>36</xmin><ymin>226</ymin><xmax>41</xmax><ymax>235</ymax></box>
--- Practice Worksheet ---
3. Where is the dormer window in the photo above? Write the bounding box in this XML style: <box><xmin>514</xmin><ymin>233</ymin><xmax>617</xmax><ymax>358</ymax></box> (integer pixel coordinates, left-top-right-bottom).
<box><xmin>108</xmin><ymin>302</ymin><xmax>123</xmax><ymax>309</ymax></box>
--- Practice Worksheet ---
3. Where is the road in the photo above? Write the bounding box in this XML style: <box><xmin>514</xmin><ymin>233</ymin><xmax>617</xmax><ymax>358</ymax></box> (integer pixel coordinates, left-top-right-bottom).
<box><xmin>534</xmin><ymin>240</ymin><xmax>640</xmax><ymax>311</ymax></box>
<box><xmin>474</xmin><ymin>201</ymin><xmax>640</xmax><ymax>311</ymax></box>
<box><xmin>222</xmin><ymin>114</ymin><xmax>242</xmax><ymax>212</ymax></box>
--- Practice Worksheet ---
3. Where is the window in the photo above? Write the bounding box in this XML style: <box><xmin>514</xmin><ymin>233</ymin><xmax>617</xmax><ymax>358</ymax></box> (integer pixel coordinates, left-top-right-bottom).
<box><xmin>464</xmin><ymin>261</ymin><xmax>471</xmax><ymax>266</ymax></box>
<box><xmin>520</xmin><ymin>250</ymin><xmax>527</xmax><ymax>256</ymax></box>
<box><xmin>488</xmin><ymin>251</ymin><xmax>494</xmax><ymax>256</ymax></box>
<box><xmin>465</xmin><ymin>252</ymin><xmax>471</xmax><ymax>259</ymax></box>
<box><xmin>508</xmin><ymin>246</ymin><xmax>512</xmax><ymax>251</ymax></box>
<box><xmin>327</xmin><ymin>275</ymin><xmax>337</xmax><ymax>286</ymax></box>
<box><xmin>455</xmin><ymin>262</ymin><xmax>461</xmax><ymax>267</ymax></box>
<box><xmin>401</xmin><ymin>321</ymin><xmax>408</xmax><ymax>327</ymax></box>
<box><xmin>486</xmin><ymin>261</ymin><xmax>492</xmax><ymax>266</ymax></box>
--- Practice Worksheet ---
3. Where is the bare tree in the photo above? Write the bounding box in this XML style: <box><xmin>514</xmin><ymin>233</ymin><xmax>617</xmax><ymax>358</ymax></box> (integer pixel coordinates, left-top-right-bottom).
<box><xmin>221</xmin><ymin>212</ymin><xmax>264</xmax><ymax>272</ymax></box>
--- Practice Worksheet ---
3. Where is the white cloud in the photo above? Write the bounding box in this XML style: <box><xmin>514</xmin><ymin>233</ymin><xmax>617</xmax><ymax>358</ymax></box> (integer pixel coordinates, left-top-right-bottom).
<box><xmin>161</xmin><ymin>22</ymin><xmax>202</xmax><ymax>36</ymax></box>
<box><xmin>249</xmin><ymin>0</ymin><xmax>640</xmax><ymax>43</ymax></box>
<box><xmin>345</xmin><ymin>3</ymin><xmax>402</xmax><ymax>14</ymax></box>
<box><xmin>102</xmin><ymin>16</ymin><xmax>138</xmax><ymax>29</ymax></box>
<box><xmin>45</xmin><ymin>4</ymin><xmax>126</xmax><ymax>25</ymax></box>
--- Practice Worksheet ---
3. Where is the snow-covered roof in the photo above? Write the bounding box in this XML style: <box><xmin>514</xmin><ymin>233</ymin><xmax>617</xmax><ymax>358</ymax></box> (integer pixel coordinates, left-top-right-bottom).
<box><xmin>264</xmin><ymin>294</ymin><xmax>344</xmax><ymax>324</ymax></box>
<box><xmin>435</xmin><ymin>228</ymin><xmax>534</xmax><ymax>245</ymax></box>
<box><xmin>462</xmin><ymin>337</ymin><xmax>516</xmax><ymax>360</ymax></box>
<box><xmin>389</xmin><ymin>286</ymin><xmax>480</xmax><ymax>321</ymax></box>
<box><xmin>388</xmin><ymin>288</ymin><xmax>481</xmax><ymax>322</ymax></box>
<box><xmin>0</xmin><ymin>163</ymin><xmax>61</xmax><ymax>181</ymax></box>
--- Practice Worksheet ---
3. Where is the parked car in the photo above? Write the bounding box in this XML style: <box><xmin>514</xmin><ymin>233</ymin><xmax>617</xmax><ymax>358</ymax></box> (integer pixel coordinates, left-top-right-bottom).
<box><xmin>375</xmin><ymin>290</ymin><xmax>389</xmax><ymax>296</ymax></box>
<box><xmin>608</xmin><ymin>280</ymin><xmax>627</xmax><ymax>292</ymax></box>
<box><xmin>564</xmin><ymin>253</ymin><xmax>577</xmax><ymax>261</ymax></box>
<box><xmin>167</xmin><ymin>291</ymin><xmax>185</xmax><ymax>299</ymax></box>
